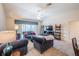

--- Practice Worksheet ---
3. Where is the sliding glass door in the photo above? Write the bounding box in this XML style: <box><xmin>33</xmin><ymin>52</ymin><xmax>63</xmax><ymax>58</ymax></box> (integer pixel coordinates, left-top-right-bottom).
<box><xmin>15</xmin><ymin>20</ymin><xmax>38</xmax><ymax>34</ymax></box>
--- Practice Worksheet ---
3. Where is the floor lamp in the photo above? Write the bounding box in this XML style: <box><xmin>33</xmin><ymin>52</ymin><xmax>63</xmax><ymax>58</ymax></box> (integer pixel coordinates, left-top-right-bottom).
<box><xmin>15</xmin><ymin>24</ymin><xmax>19</xmax><ymax>40</ymax></box>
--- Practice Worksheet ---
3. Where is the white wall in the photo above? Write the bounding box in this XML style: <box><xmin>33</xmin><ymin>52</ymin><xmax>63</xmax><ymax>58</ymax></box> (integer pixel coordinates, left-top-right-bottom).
<box><xmin>69</xmin><ymin>20</ymin><xmax>79</xmax><ymax>42</ymax></box>
<box><xmin>0</xmin><ymin>4</ymin><xmax>6</xmax><ymax>31</ymax></box>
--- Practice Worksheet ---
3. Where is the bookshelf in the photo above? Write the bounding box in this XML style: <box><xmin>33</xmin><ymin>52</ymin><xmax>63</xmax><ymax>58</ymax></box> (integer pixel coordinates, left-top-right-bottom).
<box><xmin>54</xmin><ymin>24</ymin><xmax>61</xmax><ymax>40</ymax></box>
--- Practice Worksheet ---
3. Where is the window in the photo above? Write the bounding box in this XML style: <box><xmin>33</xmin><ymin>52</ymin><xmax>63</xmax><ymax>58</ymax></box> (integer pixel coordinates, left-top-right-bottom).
<box><xmin>15</xmin><ymin>20</ymin><xmax>38</xmax><ymax>34</ymax></box>
<box><xmin>17</xmin><ymin>24</ymin><xmax>38</xmax><ymax>34</ymax></box>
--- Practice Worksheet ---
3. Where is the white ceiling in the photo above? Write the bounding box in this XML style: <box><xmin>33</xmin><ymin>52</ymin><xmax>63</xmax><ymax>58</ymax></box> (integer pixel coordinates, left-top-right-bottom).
<box><xmin>3</xmin><ymin>3</ymin><xmax>79</xmax><ymax>20</ymax></box>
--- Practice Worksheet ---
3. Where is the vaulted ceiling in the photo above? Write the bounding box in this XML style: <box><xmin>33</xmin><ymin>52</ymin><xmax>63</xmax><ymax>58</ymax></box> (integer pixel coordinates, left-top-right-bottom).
<box><xmin>3</xmin><ymin>3</ymin><xmax>79</xmax><ymax>22</ymax></box>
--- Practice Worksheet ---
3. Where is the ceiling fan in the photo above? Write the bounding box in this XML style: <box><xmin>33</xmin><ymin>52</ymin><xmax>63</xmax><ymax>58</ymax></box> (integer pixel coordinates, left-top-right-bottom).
<box><xmin>46</xmin><ymin>3</ymin><xmax>52</xmax><ymax>7</ymax></box>
<box><xmin>36</xmin><ymin>3</ymin><xmax>53</xmax><ymax>20</ymax></box>
<box><xmin>38</xmin><ymin>3</ymin><xmax>53</xmax><ymax>12</ymax></box>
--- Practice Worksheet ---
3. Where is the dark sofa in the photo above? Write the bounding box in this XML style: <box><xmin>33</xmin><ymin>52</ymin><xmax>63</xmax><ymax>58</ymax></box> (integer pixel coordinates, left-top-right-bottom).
<box><xmin>32</xmin><ymin>36</ymin><xmax>53</xmax><ymax>54</ymax></box>
<box><xmin>0</xmin><ymin>39</ymin><xmax>28</xmax><ymax>56</ymax></box>
<box><xmin>23</xmin><ymin>31</ymin><xmax>36</xmax><ymax>38</ymax></box>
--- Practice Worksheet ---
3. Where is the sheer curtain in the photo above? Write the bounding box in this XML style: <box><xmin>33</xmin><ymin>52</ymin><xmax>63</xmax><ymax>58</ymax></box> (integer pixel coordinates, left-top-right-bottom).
<box><xmin>18</xmin><ymin>24</ymin><xmax>38</xmax><ymax>34</ymax></box>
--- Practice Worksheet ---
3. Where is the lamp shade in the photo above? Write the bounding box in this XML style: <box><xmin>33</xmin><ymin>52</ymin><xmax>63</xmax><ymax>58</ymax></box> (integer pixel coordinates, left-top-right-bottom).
<box><xmin>15</xmin><ymin>24</ymin><xmax>19</xmax><ymax>30</ymax></box>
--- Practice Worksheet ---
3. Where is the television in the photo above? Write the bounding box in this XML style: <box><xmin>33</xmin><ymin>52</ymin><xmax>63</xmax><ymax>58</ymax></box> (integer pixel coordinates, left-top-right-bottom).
<box><xmin>46</xmin><ymin>26</ymin><xmax>53</xmax><ymax>31</ymax></box>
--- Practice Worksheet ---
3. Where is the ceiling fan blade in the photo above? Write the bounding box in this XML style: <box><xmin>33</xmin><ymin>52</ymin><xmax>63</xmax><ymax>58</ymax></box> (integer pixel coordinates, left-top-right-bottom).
<box><xmin>46</xmin><ymin>3</ymin><xmax>52</xmax><ymax>6</ymax></box>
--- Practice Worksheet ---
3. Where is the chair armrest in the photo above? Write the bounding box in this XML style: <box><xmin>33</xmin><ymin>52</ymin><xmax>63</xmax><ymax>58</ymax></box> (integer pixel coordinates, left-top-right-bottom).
<box><xmin>33</xmin><ymin>40</ymin><xmax>42</xmax><ymax>50</ymax></box>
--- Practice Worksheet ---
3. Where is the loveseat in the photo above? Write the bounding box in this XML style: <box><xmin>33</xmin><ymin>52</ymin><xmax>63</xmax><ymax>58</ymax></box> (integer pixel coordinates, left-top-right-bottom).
<box><xmin>32</xmin><ymin>36</ymin><xmax>53</xmax><ymax>54</ymax></box>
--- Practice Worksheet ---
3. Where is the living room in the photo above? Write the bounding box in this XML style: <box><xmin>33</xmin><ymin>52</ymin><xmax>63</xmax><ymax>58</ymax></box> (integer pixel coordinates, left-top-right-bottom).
<box><xmin>0</xmin><ymin>3</ymin><xmax>79</xmax><ymax>56</ymax></box>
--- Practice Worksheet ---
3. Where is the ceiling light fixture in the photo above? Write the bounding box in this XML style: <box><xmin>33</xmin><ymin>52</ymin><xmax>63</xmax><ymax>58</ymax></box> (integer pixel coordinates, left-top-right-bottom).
<box><xmin>37</xmin><ymin>13</ymin><xmax>41</xmax><ymax>20</ymax></box>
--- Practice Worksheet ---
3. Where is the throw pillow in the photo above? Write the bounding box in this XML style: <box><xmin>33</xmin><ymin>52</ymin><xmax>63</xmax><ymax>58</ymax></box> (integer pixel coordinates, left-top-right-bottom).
<box><xmin>2</xmin><ymin>43</ymin><xmax>13</xmax><ymax>56</ymax></box>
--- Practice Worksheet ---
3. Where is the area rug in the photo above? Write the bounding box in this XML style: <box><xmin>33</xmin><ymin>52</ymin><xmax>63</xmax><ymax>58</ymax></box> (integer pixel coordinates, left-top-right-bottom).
<box><xmin>26</xmin><ymin>41</ymin><xmax>67</xmax><ymax>56</ymax></box>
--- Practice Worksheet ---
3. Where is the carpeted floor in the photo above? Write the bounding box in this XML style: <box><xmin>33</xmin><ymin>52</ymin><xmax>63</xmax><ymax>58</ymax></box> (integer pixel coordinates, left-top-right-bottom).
<box><xmin>26</xmin><ymin>41</ymin><xmax>67</xmax><ymax>56</ymax></box>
